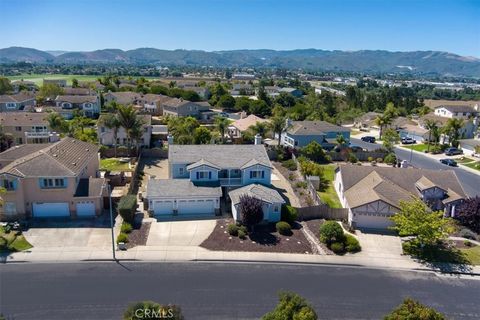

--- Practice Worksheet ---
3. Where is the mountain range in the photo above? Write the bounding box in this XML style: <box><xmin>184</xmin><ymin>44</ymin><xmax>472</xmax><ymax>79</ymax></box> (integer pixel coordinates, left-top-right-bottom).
<box><xmin>1</xmin><ymin>46</ymin><xmax>479</xmax><ymax>77</ymax></box>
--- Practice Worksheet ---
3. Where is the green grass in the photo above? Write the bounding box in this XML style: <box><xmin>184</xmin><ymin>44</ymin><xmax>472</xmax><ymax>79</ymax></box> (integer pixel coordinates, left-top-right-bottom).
<box><xmin>402</xmin><ymin>144</ymin><xmax>429</xmax><ymax>152</ymax></box>
<box><xmin>0</xmin><ymin>226</ymin><xmax>33</xmax><ymax>252</ymax></box>
<box><xmin>456</xmin><ymin>157</ymin><xmax>475</xmax><ymax>164</ymax></box>
<box><xmin>461</xmin><ymin>246</ymin><xmax>480</xmax><ymax>265</ymax></box>
<box><xmin>317</xmin><ymin>164</ymin><xmax>342</xmax><ymax>208</ymax></box>
<box><xmin>464</xmin><ymin>161</ymin><xmax>480</xmax><ymax>171</ymax></box>
<box><xmin>100</xmin><ymin>158</ymin><xmax>132</xmax><ymax>171</ymax></box>
<box><xmin>6</xmin><ymin>74</ymin><xmax>164</xmax><ymax>86</ymax></box>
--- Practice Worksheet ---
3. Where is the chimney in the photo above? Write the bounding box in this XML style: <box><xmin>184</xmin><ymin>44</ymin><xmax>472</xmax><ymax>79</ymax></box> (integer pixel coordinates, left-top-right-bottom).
<box><xmin>254</xmin><ymin>134</ymin><xmax>262</xmax><ymax>145</ymax></box>
<box><xmin>240</xmin><ymin>111</ymin><xmax>247</xmax><ymax>119</ymax></box>
<box><xmin>167</xmin><ymin>134</ymin><xmax>174</xmax><ymax>145</ymax></box>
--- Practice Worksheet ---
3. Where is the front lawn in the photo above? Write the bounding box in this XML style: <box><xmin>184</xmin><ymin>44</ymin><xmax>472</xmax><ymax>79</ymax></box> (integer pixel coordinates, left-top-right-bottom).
<box><xmin>100</xmin><ymin>158</ymin><xmax>132</xmax><ymax>171</ymax></box>
<box><xmin>464</xmin><ymin>161</ymin><xmax>480</xmax><ymax>171</ymax></box>
<box><xmin>456</xmin><ymin>157</ymin><xmax>475</xmax><ymax>164</ymax></box>
<box><xmin>403</xmin><ymin>240</ymin><xmax>480</xmax><ymax>266</ymax></box>
<box><xmin>402</xmin><ymin>144</ymin><xmax>429</xmax><ymax>153</ymax></box>
<box><xmin>0</xmin><ymin>226</ymin><xmax>33</xmax><ymax>252</ymax></box>
<box><xmin>461</xmin><ymin>245</ymin><xmax>480</xmax><ymax>265</ymax></box>
<box><xmin>317</xmin><ymin>164</ymin><xmax>342</xmax><ymax>208</ymax></box>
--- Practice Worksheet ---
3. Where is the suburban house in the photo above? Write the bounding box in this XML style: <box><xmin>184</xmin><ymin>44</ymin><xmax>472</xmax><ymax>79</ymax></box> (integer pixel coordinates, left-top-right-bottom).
<box><xmin>280</xmin><ymin>120</ymin><xmax>351</xmax><ymax>149</ymax></box>
<box><xmin>11</xmin><ymin>80</ymin><xmax>38</xmax><ymax>93</ymax></box>
<box><xmin>103</xmin><ymin>92</ymin><xmax>172</xmax><ymax>115</ymax></box>
<box><xmin>97</xmin><ymin>114</ymin><xmax>152</xmax><ymax>147</ymax></box>
<box><xmin>0</xmin><ymin>93</ymin><xmax>36</xmax><ymax>112</ymax></box>
<box><xmin>227</xmin><ymin>114</ymin><xmax>269</xmax><ymax>139</ymax></box>
<box><xmin>104</xmin><ymin>91</ymin><xmax>140</xmax><ymax>106</ymax></box>
<box><xmin>0</xmin><ymin>112</ymin><xmax>59</xmax><ymax>145</ymax></box>
<box><xmin>459</xmin><ymin>138</ymin><xmax>480</xmax><ymax>156</ymax></box>
<box><xmin>278</xmin><ymin>87</ymin><xmax>303</xmax><ymax>98</ymax></box>
<box><xmin>334</xmin><ymin>165</ymin><xmax>466</xmax><ymax>230</ymax></box>
<box><xmin>434</xmin><ymin>104</ymin><xmax>479</xmax><ymax>119</ymax></box>
<box><xmin>146</xmin><ymin>142</ymin><xmax>284</xmax><ymax>222</ymax></box>
<box><xmin>55</xmin><ymin>95</ymin><xmax>100</xmax><ymax>117</ymax></box>
<box><xmin>230</xmin><ymin>83</ymin><xmax>255</xmax><ymax>96</ymax></box>
<box><xmin>0</xmin><ymin>138</ymin><xmax>106</xmax><ymax>220</ymax></box>
<box><xmin>232</xmin><ymin>73</ymin><xmax>256</xmax><ymax>81</ymax></box>
<box><xmin>162</xmin><ymin>98</ymin><xmax>211</xmax><ymax>118</ymax></box>
<box><xmin>256</xmin><ymin>86</ymin><xmax>303</xmax><ymax>98</ymax></box>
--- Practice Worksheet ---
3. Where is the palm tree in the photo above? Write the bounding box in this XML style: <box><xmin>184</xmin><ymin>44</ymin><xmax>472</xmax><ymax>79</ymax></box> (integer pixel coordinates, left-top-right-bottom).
<box><xmin>336</xmin><ymin>134</ymin><xmax>347</xmax><ymax>146</ymax></box>
<box><xmin>374</xmin><ymin>114</ymin><xmax>392</xmax><ymax>140</ymax></box>
<box><xmin>249</xmin><ymin>121</ymin><xmax>268</xmax><ymax>138</ymax></box>
<box><xmin>214</xmin><ymin>116</ymin><xmax>231</xmax><ymax>143</ymax></box>
<box><xmin>444</xmin><ymin>118</ymin><xmax>464</xmax><ymax>147</ymax></box>
<box><xmin>101</xmin><ymin>113</ymin><xmax>121</xmax><ymax>157</ymax></box>
<box><xmin>269</xmin><ymin>115</ymin><xmax>287</xmax><ymax>146</ymax></box>
<box><xmin>45</xmin><ymin>112</ymin><xmax>65</xmax><ymax>133</ymax></box>
<box><xmin>423</xmin><ymin>119</ymin><xmax>438</xmax><ymax>152</ymax></box>
<box><xmin>117</xmin><ymin>104</ymin><xmax>140</xmax><ymax>155</ymax></box>
<box><xmin>129</xmin><ymin>124</ymin><xmax>144</xmax><ymax>156</ymax></box>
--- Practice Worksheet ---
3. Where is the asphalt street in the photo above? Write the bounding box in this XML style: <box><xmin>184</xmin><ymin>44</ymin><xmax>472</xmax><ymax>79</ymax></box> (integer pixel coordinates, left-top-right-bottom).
<box><xmin>1</xmin><ymin>262</ymin><xmax>479</xmax><ymax>320</ymax></box>
<box><xmin>351</xmin><ymin>138</ymin><xmax>480</xmax><ymax>197</ymax></box>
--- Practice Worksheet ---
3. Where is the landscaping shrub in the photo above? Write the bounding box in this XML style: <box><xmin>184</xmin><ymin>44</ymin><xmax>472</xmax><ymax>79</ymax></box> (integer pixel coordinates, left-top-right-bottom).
<box><xmin>121</xmin><ymin>222</ymin><xmax>133</xmax><ymax>234</ymax></box>
<box><xmin>344</xmin><ymin>234</ymin><xmax>361</xmax><ymax>253</ymax></box>
<box><xmin>276</xmin><ymin>221</ymin><xmax>292</xmax><ymax>235</ymax></box>
<box><xmin>117</xmin><ymin>232</ymin><xmax>129</xmax><ymax>244</ymax></box>
<box><xmin>238</xmin><ymin>229</ymin><xmax>247</xmax><ymax>239</ymax></box>
<box><xmin>319</xmin><ymin>221</ymin><xmax>344</xmax><ymax>245</ymax></box>
<box><xmin>384</xmin><ymin>153</ymin><xmax>397</xmax><ymax>165</ymax></box>
<box><xmin>384</xmin><ymin>298</ymin><xmax>445</xmax><ymax>320</ymax></box>
<box><xmin>117</xmin><ymin>194</ymin><xmax>137</xmax><ymax>224</ymax></box>
<box><xmin>430</xmin><ymin>145</ymin><xmax>443</xmax><ymax>154</ymax></box>
<box><xmin>295</xmin><ymin>181</ymin><xmax>308</xmax><ymax>189</ymax></box>
<box><xmin>227</xmin><ymin>224</ymin><xmax>239</xmax><ymax>236</ymax></box>
<box><xmin>458</xmin><ymin>228</ymin><xmax>478</xmax><ymax>240</ymax></box>
<box><xmin>281</xmin><ymin>205</ymin><xmax>298</xmax><ymax>224</ymax></box>
<box><xmin>282</xmin><ymin>159</ymin><xmax>297</xmax><ymax>171</ymax></box>
<box><xmin>376</xmin><ymin>157</ymin><xmax>383</xmax><ymax>163</ymax></box>
<box><xmin>348</xmin><ymin>153</ymin><xmax>358</xmax><ymax>163</ymax></box>
<box><xmin>367</xmin><ymin>156</ymin><xmax>373</xmax><ymax>162</ymax></box>
<box><xmin>330</xmin><ymin>242</ymin><xmax>345</xmax><ymax>254</ymax></box>
<box><xmin>0</xmin><ymin>237</ymin><xmax>7</xmax><ymax>251</ymax></box>
<box><xmin>288</xmin><ymin>173</ymin><xmax>295</xmax><ymax>181</ymax></box>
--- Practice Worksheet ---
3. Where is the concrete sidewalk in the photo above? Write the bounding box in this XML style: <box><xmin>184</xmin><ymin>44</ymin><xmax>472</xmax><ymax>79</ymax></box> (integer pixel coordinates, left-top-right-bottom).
<box><xmin>4</xmin><ymin>245</ymin><xmax>480</xmax><ymax>275</ymax></box>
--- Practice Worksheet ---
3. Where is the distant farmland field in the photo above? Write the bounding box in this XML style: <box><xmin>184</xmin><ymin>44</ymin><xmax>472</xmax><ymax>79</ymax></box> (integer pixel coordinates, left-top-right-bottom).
<box><xmin>6</xmin><ymin>74</ymin><xmax>101</xmax><ymax>86</ymax></box>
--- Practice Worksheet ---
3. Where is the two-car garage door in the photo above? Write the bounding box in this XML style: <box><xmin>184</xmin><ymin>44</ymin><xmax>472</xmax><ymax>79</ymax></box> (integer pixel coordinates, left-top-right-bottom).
<box><xmin>33</xmin><ymin>202</ymin><xmax>70</xmax><ymax>218</ymax></box>
<box><xmin>354</xmin><ymin>213</ymin><xmax>394</xmax><ymax>230</ymax></box>
<box><xmin>152</xmin><ymin>199</ymin><xmax>215</xmax><ymax>216</ymax></box>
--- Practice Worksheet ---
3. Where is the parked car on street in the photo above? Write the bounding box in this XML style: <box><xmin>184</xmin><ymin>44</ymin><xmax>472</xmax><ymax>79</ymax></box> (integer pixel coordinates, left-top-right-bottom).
<box><xmin>401</xmin><ymin>137</ymin><xmax>416</xmax><ymax>144</ymax></box>
<box><xmin>444</xmin><ymin>147</ymin><xmax>463</xmax><ymax>156</ymax></box>
<box><xmin>440</xmin><ymin>159</ymin><xmax>458</xmax><ymax>167</ymax></box>
<box><xmin>361</xmin><ymin>136</ymin><xmax>376</xmax><ymax>143</ymax></box>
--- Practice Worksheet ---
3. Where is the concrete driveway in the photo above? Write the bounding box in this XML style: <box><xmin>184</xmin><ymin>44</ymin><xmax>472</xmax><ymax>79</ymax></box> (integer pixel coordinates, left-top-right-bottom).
<box><xmin>146</xmin><ymin>219</ymin><xmax>216</xmax><ymax>246</ymax></box>
<box><xmin>354</xmin><ymin>230</ymin><xmax>404</xmax><ymax>260</ymax></box>
<box><xmin>23</xmin><ymin>227</ymin><xmax>112</xmax><ymax>249</ymax></box>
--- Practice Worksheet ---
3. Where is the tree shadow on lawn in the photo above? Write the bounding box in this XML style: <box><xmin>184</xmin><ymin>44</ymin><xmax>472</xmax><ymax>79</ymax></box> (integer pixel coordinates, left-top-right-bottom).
<box><xmin>406</xmin><ymin>242</ymin><xmax>473</xmax><ymax>274</ymax></box>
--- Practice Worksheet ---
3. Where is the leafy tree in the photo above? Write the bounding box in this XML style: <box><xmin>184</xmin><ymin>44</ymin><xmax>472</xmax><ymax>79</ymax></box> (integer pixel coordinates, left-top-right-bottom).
<box><xmin>71</xmin><ymin>78</ymin><xmax>79</xmax><ymax>88</ymax></box>
<box><xmin>167</xmin><ymin>116</ymin><xmax>200</xmax><ymax>144</ymax></box>
<box><xmin>214</xmin><ymin>116</ymin><xmax>230</xmax><ymax>143</ymax></box>
<box><xmin>443</xmin><ymin>118</ymin><xmax>464</xmax><ymax>147</ymax></box>
<box><xmin>382</xmin><ymin>128</ymin><xmax>400</xmax><ymax>153</ymax></box>
<box><xmin>390</xmin><ymin>198</ymin><xmax>455</xmax><ymax>247</ymax></box>
<box><xmin>455</xmin><ymin>196</ymin><xmax>480</xmax><ymax>233</ymax></box>
<box><xmin>100</xmin><ymin>113</ymin><xmax>121</xmax><ymax>157</ymax></box>
<box><xmin>123</xmin><ymin>301</ymin><xmax>184</xmax><ymax>320</ymax></box>
<box><xmin>0</xmin><ymin>77</ymin><xmax>12</xmax><ymax>94</ymax></box>
<box><xmin>239</xmin><ymin>195</ymin><xmax>264</xmax><ymax>231</ymax></box>
<box><xmin>0</xmin><ymin>129</ymin><xmax>13</xmax><ymax>152</ymax></box>
<box><xmin>301</xmin><ymin>141</ymin><xmax>327</xmax><ymax>163</ymax></box>
<box><xmin>117</xmin><ymin>104</ymin><xmax>142</xmax><ymax>154</ymax></box>
<box><xmin>375</xmin><ymin>114</ymin><xmax>392</xmax><ymax>140</ymax></box>
<box><xmin>250</xmin><ymin>100</ymin><xmax>271</xmax><ymax>117</ymax></box>
<box><xmin>384</xmin><ymin>298</ymin><xmax>445</xmax><ymax>320</ymax></box>
<box><xmin>319</xmin><ymin>221</ymin><xmax>344</xmax><ymax>245</ymax></box>
<box><xmin>193</xmin><ymin>126</ymin><xmax>212</xmax><ymax>144</ymax></box>
<box><xmin>45</xmin><ymin>112</ymin><xmax>68</xmax><ymax>133</ymax></box>
<box><xmin>336</xmin><ymin>134</ymin><xmax>347</xmax><ymax>146</ymax></box>
<box><xmin>37</xmin><ymin>83</ymin><xmax>64</xmax><ymax>103</ymax></box>
<box><xmin>234</xmin><ymin>97</ymin><xmax>251</xmax><ymax>112</ymax></box>
<box><xmin>262</xmin><ymin>291</ymin><xmax>317</xmax><ymax>320</ymax></box>
<box><xmin>275</xmin><ymin>92</ymin><xmax>296</xmax><ymax>108</ymax></box>
<box><xmin>217</xmin><ymin>94</ymin><xmax>236</xmax><ymax>110</ymax></box>
<box><xmin>249</xmin><ymin>121</ymin><xmax>268</xmax><ymax>138</ymax></box>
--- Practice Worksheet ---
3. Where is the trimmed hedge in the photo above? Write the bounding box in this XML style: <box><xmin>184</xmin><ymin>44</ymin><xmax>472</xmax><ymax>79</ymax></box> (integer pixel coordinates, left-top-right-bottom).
<box><xmin>344</xmin><ymin>234</ymin><xmax>361</xmax><ymax>253</ymax></box>
<box><xmin>330</xmin><ymin>242</ymin><xmax>345</xmax><ymax>254</ymax></box>
<box><xmin>276</xmin><ymin>221</ymin><xmax>292</xmax><ymax>236</ymax></box>
<box><xmin>281</xmin><ymin>205</ymin><xmax>298</xmax><ymax>224</ymax></box>
<box><xmin>227</xmin><ymin>224</ymin><xmax>239</xmax><ymax>236</ymax></box>
<box><xmin>121</xmin><ymin>222</ymin><xmax>133</xmax><ymax>234</ymax></box>
<box><xmin>319</xmin><ymin>221</ymin><xmax>344</xmax><ymax>245</ymax></box>
<box><xmin>117</xmin><ymin>194</ymin><xmax>137</xmax><ymax>224</ymax></box>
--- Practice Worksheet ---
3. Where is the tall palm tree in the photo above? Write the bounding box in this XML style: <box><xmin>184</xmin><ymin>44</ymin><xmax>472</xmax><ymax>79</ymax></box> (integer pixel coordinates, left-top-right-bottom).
<box><xmin>214</xmin><ymin>116</ymin><xmax>231</xmax><ymax>143</ymax></box>
<box><xmin>444</xmin><ymin>118</ymin><xmax>464</xmax><ymax>147</ymax></box>
<box><xmin>117</xmin><ymin>105</ymin><xmax>140</xmax><ymax>155</ymax></box>
<box><xmin>269</xmin><ymin>115</ymin><xmax>287</xmax><ymax>146</ymax></box>
<box><xmin>129</xmin><ymin>123</ymin><xmax>144</xmax><ymax>156</ymax></box>
<box><xmin>423</xmin><ymin>119</ymin><xmax>438</xmax><ymax>152</ymax></box>
<box><xmin>101</xmin><ymin>113</ymin><xmax>121</xmax><ymax>157</ymax></box>
<box><xmin>374</xmin><ymin>114</ymin><xmax>392</xmax><ymax>140</ymax></box>
<box><xmin>336</xmin><ymin>134</ymin><xmax>347</xmax><ymax>146</ymax></box>
<box><xmin>45</xmin><ymin>112</ymin><xmax>65</xmax><ymax>133</ymax></box>
<box><xmin>249</xmin><ymin>121</ymin><xmax>268</xmax><ymax>138</ymax></box>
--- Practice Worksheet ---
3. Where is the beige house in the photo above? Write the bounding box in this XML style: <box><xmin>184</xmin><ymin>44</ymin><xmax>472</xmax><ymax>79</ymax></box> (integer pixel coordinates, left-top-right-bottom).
<box><xmin>103</xmin><ymin>92</ymin><xmax>172</xmax><ymax>115</ymax></box>
<box><xmin>162</xmin><ymin>98</ymin><xmax>210</xmax><ymax>118</ymax></box>
<box><xmin>97</xmin><ymin>114</ymin><xmax>152</xmax><ymax>147</ymax></box>
<box><xmin>0</xmin><ymin>138</ymin><xmax>106</xmax><ymax>221</ymax></box>
<box><xmin>0</xmin><ymin>112</ymin><xmax>59</xmax><ymax>145</ymax></box>
<box><xmin>334</xmin><ymin>165</ymin><xmax>466</xmax><ymax>230</ymax></box>
<box><xmin>228</xmin><ymin>114</ymin><xmax>269</xmax><ymax>138</ymax></box>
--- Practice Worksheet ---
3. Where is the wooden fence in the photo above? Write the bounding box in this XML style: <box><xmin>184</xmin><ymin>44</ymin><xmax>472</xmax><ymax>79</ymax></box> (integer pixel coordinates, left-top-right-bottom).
<box><xmin>141</xmin><ymin>148</ymin><xmax>168</xmax><ymax>158</ymax></box>
<box><xmin>297</xmin><ymin>205</ymin><xmax>349</xmax><ymax>221</ymax></box>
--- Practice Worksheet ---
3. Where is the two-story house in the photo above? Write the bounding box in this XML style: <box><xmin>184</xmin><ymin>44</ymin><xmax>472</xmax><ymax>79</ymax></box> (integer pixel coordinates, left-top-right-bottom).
<box><xmin>162</xmin><ymin>98</ymin><xmax>211</xmax><ymax>118</ymax></box>
<box><xmin>0</xmin><ymin>112</ymin><xmax>60</xmax><ymax>145</ymax></box>
<box><xmin>334</xmin><ymin>165</ymin><xmax>466</xmax><ymax>230</ymax></box>
<box><xmin>0</xmin><ymin>138</ymin><xmax>106</xmax><ymax>221</ymax></box>
<box><xmin>55</xmin><ymin>95</ymin><xmax>100</xmax><ymax>118</ymax></box>
<box><xmin>280</xmin><ymin>120</ymin><xmax>351</xmax><ymax>149</ymax></box>
<box><xmin>434</xmin><ymin>104</ymin><xmax>479</xmax><ymax>119</ymax></box>
<box><xmin>0</xmin><ymin>93</ymin><xmax>36</xmax><ymax>112</ymax></box>
<box><xmin>146</xmin><ymin>141</ymin><xmax>284</xmax><ymax>222</ymax></box>
<box><xmin>97</xmin><ymin>114</ymin><xmax>152</xmax><ymax>147</ymax></box>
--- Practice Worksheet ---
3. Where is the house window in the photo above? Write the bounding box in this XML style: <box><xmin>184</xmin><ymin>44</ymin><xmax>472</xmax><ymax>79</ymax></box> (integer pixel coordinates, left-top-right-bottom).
<box><xmin>6</xmin><ymin>103</ymin><xmax>16</xmax><ymax>109</ymax></box>
<box><xmin>250</xmin><ymin>170</ymin><xmax>265</xmax><ymax>179</ymax></box>
<box><xmin>101</xmin><ymin>127</ymin><xmax>105</xmax><ymax>133</ymax></box>
<box><xmin>196</xmin><ymin>171</ymin><xmax>211</xmax><ymax>180</ymax></box>
<box><xmin>2</xmin><ymin>180</ymin><xmax>15</xmax><ymax>191</ymax></box>
<box><xmin>274</xmin><ymin>206</ymin><xmax>279</xmax><ymax>212</ymax></box>
<box><xmin>179</xmin><ymin>167</ymin><xmax>184</xmax><ymax>175</ymax></box>
<box><xmin>41</xmin><ymin>178</ymin><xmax>66</xmax><ymax>188</ymax></box>
<box><xmin>15</xmin><ymin>126</ymin><xmax>22</xmax><ymax>131</ymax></box>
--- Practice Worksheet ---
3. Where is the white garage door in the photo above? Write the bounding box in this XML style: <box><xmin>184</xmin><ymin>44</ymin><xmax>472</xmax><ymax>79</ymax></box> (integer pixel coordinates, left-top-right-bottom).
<box><xmin>177</xmin><ymin>199</ymin><xmax>215</xmax><ymax>215</ymax></box>
<box><xmin>153</xmin><ymin>200</ymin><xmax>174</xmax><ymax>215</ymax></box>
<box><xmin>33</xmin><ymin>202</ymin><xmax>70</xmax><ymax>217</ymax></box>
<box><xmin>354</xmin><ymin>213</ymin><xmax>394</xmax><ymax>230</ymax></box>
<box><xmin>76</xmin><ymin>201</ymin><xmax>95</xmax><ymax>217</ymax></box>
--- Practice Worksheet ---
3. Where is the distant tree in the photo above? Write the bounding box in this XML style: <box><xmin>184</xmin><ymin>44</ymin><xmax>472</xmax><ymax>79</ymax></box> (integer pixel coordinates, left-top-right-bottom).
<box><xmin>249</xmin><ymin>121</ymin><xmax>268</xmax><ymax>138</ymax></box>
<box><xmin>382</xmin><ymin>128</ymin><xmax>400</xmax><ymax>153</ymax></box>
<box><xmin>234</xmin><ymin>97</ymin><xmax>251</xmax><ymax>112</ymax></box>
<box><xmin>455</xmin><ymin>196</ymin><xmax>480</xmax><ymax>233</ymax></box>
<box><xmin>100</xmin><ymin>113</ymin><xmax>121</xmax><ymax>157</ymax></box>
<box><xmin>275</xmin><ymin>92</ymin><xmax>296</xmax><ymax>108</ymax></box>
<box><xmin>239</xmin><ymin>195</ymin><xmax>264</xmax><ymax>231</ymax></box>
<box><xmin>375</xmin><ymin>114</ymin><xmax>392</xmax><ymax>140</ymax></box>
<box><xmin>225</xmin><ymin>69</ymin><xmax>232</xmax><ymax>79</ymax></box>
<box><xmin>384</xmin><ymin>298</ymin><xmax>445</xmax><ymax>320</ymax></box>
<box><xmin>269</xmin><ymin>115</ymin><xmax>286</xmax><ymax>146</ymax></box>
<box><xmin>0</xmin><ymin>77</ymin><xmax>12</xmax><ymax>94</ymax></box>
<box><xmin>262</xmin><ymin>291</ymin><xmax>317</xmax><ymax>320</ymax></box>
<box><xmin>0</xmin><ymin>129</ymin><xmax>13</xmax><ymax>152</ymax></box>
<box><xmin>193</xmin><ymin>126</ymin><xmax>212</xmax><ymax>144</ymax></box>
<box><xmin>301</xmin><ymin>141</ymin><xmax>327</xmax><ymax>163</ymax></box>
<box><xmin>390</xmin><ymin>198</ymin><xmax>455</xmax><ymax>247</ymax></box>
<box><xmin>37</xmin><ymin>83</ymin><xmax>64</xmax><ymax>103</ymax></box>
<box><xmin>249</xmin><ymin>100</ymin><xmax>271</xmax><ymax>117</ymax></box>
<box><xmin>117</xmin><ymin>105</ymin><xmax>142</xmax><ymax>154</ymax></box>
<box><xmin>71</xmin><ymin>78</ymin><xmax>79</xmax><ymax>88</ymax></box>
<box><xmin>214</xmin><ymin>116</ymin><xmax>231</xmax><ymax>143</ymax></box>
<box><xmin>444</xmin><ymin>118</ymin><xmax>464</xmax><ymax>147</ymax></box>
<box><xmin>45</xmin><ymin>112</ymin><xmax>68</xmax><ymax>133</ymax></box>
<box><xmin>217</xmin><ymin>94</ymin><xmax>236</xmax><ymax>110</ymax></box>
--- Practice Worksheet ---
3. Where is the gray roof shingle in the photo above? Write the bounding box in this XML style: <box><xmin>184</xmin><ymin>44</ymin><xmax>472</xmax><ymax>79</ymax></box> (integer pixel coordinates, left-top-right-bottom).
<box><xmin>229</xmin><ymin>184</ymin><xmax>285</xmax><ymax>205</ymax></box>
<box><xmin>146</xmin><ymin>179</ymin><xmax>222</xmax><ymax>198</ymax></box>
<box><xmin>288</xmin><ymin>121</ymin><xmax>350</xmax><ymax>135</ymax></box>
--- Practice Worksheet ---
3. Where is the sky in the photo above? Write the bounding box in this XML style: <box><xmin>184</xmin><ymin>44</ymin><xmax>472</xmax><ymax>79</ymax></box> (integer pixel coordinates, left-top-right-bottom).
<box><xmin>1</xmin><ymin>0</ymin><xmax>479</xmax><ymax>57</ymax></box>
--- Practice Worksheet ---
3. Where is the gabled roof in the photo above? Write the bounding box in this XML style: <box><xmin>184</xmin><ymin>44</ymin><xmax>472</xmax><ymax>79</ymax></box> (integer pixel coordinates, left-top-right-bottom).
<box><xmin>0</xmin><ymin>93</ymin><xmax>35</xmax><ymax>103</ymax></box>
<box><xmin>146</xmin><ymin>179</ymin><xmax>222</xmax><ymax>198</ymax></box>
<box><xmin>0</xmin><ymin>112</ymin><xmax>48</xmax><ymax>126</ymax></box>
<box><xmin>436</xmin><ymin>105</ymin><xmax>477</xmax><ymax>113</ymax></box>
<box><xmin>229</xmin><ymin>184</ymin><xmax>285</xmax><ymax>205</ymax></box>
<box><xmin>169</xmin><ymin>145</ymin><xmax>271</xmax><ymax>169</ymax></box>
<box><xmin>240</xmin><ymin>159</ymin><xmax>272</xmax><ymax>170</ymax></box>
<box><xmin>231</xmin><ymin>115</ymin><xmax>269</xmax><ymax>132</ymax></box>
<box><xmin>186</xmin><ymin>159</ymin><xmax>221</xmax><ymax>171</ymax></box>
<box><xmin>55</xmin><ymin>95</ymin><xmax>97</xmax><ymax>104</ymax></box>
<box><xmin>0</xmin><ymin>144</ymin><xmax>52</xmax><ymax>167</ymax></box>
<box><xmin>287</xmin><ymin>121</ymin><xmax>350</xmax><ymax>136</ymax></box>
<box><xmin>0</xmin><ymin>138</ymin><xmax>99</xmax><ymax>178</ymax></box>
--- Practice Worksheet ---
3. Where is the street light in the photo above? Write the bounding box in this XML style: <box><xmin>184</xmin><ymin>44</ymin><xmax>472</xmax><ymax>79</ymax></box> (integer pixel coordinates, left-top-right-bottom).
<box><xmin>102</xmin><ymin>183</ymin><xmax>116</xmax><ymax>261</ymax></box>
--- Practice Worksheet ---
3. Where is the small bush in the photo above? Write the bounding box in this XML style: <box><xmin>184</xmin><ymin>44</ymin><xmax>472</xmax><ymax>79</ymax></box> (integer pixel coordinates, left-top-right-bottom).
<box><xmin>367</xmin><ymin>156</ymin><xmax>373</xmax><ymax>162</ymax></box>
<box><xmin>458</xmin><ymin>228</ymin><xmax>478</xmax><ymax>240</ymax></box>
<box><xmin>281</xmin><ymin>205</ymin><xmax>298</xmax><ymax>224</ymax></box>
<box><xmin>238</xmin><ymin>225</ymin><xmax>248</xmax><ymax>234</ymax></box>
<box><xmin>238</xmin><ymin>229</ymin><xmax>247</xmax><ymax>239</ymax></box>
<box><xmin>117</xmin><ymin>194</ymin><xmax>137</xmax><ymax>224</ymax></box>
<box><xmin>282</xmin><ymin>159</ymin><xmax>298</xmax><ymax>171</ymax></box>
<box><xmin>330</xmin><ymin>242</ymin><xmax>345</xmax><ymax>254</ymax></box>
<box><xmin>121</xmin><ymin>222</ymin><xmax>133</xmax><ymax>234</ymax></box>
<box><xmin>319</xmin><ymin>221</ymin><xmax>344</xmax><ymax>245</ymax></box>
<box><xmin>348</xmin><ymin>153</ymin><xmax>358</xmax><ymax>163</ymax></box>
<box><xmin>227</xmin><ymin>224</ymin><xmax>239</xmax><ymax>236</ymax></box>
<box><xmin>276</xmin><ymin>221</ymin><xmax>292</xmax><ymax>235</ymax></box>
<box><xmin>344</xmin><ymin>234</ymin><xmax>361</xmax><ymax>253</ymax></box>
<box><xmin>117</xmin><ymin>232</ymin><xmax>129</xmax><ymax>244</ymax></box>
<box><xmin>430</xmin><ymin>145</ymin><xmax>443</xmax><ymax>154</ymax></box>
<box><xmin>295</xmin><ymin>181</ymin><xmax>308</xmax><ymax>189</ymax></box>
<box><xmin>376</xmin><ymin>157</ymin><xmax>383</xmax><ymax>163</ymax></box>
<box><xmin>288</xmin><ymin>173</ymin><xmax>296</xmax><ymax>181</ymax></box>
<box><xmin>384</xmin><ymin>153</ymin><xmax>397</xmax><ymax>165</ymax></box>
